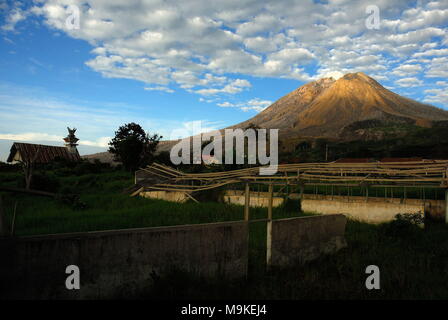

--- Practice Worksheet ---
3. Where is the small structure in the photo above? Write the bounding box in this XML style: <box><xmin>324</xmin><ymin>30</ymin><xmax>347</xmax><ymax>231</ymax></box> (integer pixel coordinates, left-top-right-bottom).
<box><xmin>134</xmin><ymin>161</ymin><xmax>448</xmax><ymax>224</ymax></box>
<box><xmin>63</xmin><ymin>127</ymin><xmax>80</xmax><ymax>155</ymax></box>
<box><xmin>7</xmin><ymin>128</ymin><xmax>81</xmax><ymax>164</ymax></box>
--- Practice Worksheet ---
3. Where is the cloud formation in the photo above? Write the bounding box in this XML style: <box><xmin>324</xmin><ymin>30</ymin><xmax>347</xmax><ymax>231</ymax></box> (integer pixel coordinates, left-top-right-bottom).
<box><xmin>2</xmin><ymin>0</ymin><xmax>448</xmax><ymax>109</ymax></box>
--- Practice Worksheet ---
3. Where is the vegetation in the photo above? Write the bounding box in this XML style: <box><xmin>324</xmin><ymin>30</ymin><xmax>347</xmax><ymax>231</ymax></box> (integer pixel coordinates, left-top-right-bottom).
<box><xmin>1</xmin><ymin>163</ymin><xmax>448</xmax><ymax>299</ymax></box>
<box><xmin>281</xmin><ymin>123</ymin><xmax>448</xmax><ymax>163</ymax></box>
<box><xmin>109</xmin><ymin>122</ymin><xmax>162</xmax><ymax>171</ymax></box>
<box><xmin>0</xmin><ymin>162</ymin><xmax>300</xmax><ymax>236</ymax></box>
<box><xmin>144</xmin><ymin>219</ymin><xmax>448</xmax><ymax>300</ymax></box>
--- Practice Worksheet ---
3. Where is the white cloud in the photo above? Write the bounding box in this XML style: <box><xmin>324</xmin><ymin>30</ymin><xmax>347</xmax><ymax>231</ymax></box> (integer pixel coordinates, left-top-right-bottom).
<box><xmin>425</xmin><ymin>57</ymin><xmax>448</xmax><ymax>78</ymax></box>
<box><xmin>0</xmin><ymin>132</ymin><xmax>111</xmax><ymax>148</ymax></box>
<box><xmin>79</xmin><ymin>137</ymin><xmax>112</xmax><ymax>148</ymax></box>
<box><xmin>424</xmin><ymin>83</ymin><xmax>448</xmax><ymax>105</ymax></box>
<box><xmin>236</xmin><ymin>14</ymin><xmax>280</xmax><ymax>36</ymax></box>
<box><xmin>391</xmin><ymin>64</ymin><xmax>423</xmax><ymax>77</ymax></box>
<box><xmin>1</xmin><ymin>0</ymin><xmax>446</xmax><ymax>108</ymax></box>
<box><xmin>217</xmin><ymin>98</ymin><xmax>272</xmax><ymax>112</ymax></box>
<box><xmin>395</xmin><ymin>77</ymin><xmax>424</xmax><ymax>87</ymax></box>
<box><xmin>144</xmin><ymin>86</ymin><xmax>175</xmax><ymax>93</ymax></box>
<box><xmin>0</xmin><ymin>132</ymin><xmax>62</xmax><ymax>142</ymax></box>
<box><xmin>413</xmin><ymin>48</ymin><xmax>448</xmax><ymax>57</ymax></box>
<box><xmin>244</xmin><ymin>36</ymin><xmax>278</xmax><ymax>52</ymax></box>
<box><xmin>195</xmin><ymin>78</ymin><xmax>251</xmax><ymax>96</ymax></box>
<box><xmin>2</xmin><ymin>7</ymin><xmax>27</xmax><ymax>31</ymax></box>
<box><xmin>0</xmin><ymin>83</ymin><xmax>230</xmax><ymax>147</ymax></box>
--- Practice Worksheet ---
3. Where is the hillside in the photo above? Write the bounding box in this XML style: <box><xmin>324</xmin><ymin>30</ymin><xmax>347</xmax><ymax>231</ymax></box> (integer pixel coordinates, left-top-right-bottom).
<box><xmin>234</xmin><ymin>72</ymin><xmax>448</xmax><ymax>140</ymax></box>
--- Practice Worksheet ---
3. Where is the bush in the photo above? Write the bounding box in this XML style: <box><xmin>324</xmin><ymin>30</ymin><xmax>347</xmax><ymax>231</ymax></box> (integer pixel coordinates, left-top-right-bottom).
<box><xmin>280</xmin><ymin>197</ymin><xmax>300</xmax><ymax>213</ymax></box>
<box><xmin>193</xmin><ymin>187</ymin><xmax>225</xmax><ymax>203</ymax></box>
<box><xmin>19</xmin><ymin>173</ymin><xmax>60</xmax><ymax>193</ymax></box>
<box><xmin>0</xmin><ymin>162</ymin><xmax>21</xmax><ymax>172</ymax></box>
<box><xmin>381</xmin><ymin>213</ymin><xmax>423</xmax><ymax>238</ymax></box>
<box><xmin>73</xmin><ymin>161</ymin><xmax>102</xmax><ymax>175</ymax></box>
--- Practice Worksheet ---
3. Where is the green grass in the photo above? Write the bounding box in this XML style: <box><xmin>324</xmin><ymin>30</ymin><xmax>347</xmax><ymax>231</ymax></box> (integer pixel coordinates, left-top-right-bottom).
<box><xmin>3</xmin><ymin>196</ymin><xmax>302</xmax><ymax>236</ymax></box>
<box><xmin>0</xmin><ymin>170</ymin><xmax>301</xmax><ymax>236</ymax></box>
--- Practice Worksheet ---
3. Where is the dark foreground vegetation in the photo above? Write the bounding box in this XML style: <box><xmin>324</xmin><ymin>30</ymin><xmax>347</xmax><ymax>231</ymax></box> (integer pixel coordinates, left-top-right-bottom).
<box><xmin>281</xmin><ymin>122</ymin><xmax>448</xmax><ymax>163</ymax></box>
<box><xmin>1</xmin><ymin>161</ymin><xmax>448</xmax><ymax>299</ymax></box>
<box><xmin>145</xmin><ymin>219</ymin><xmax>448</xmax><ymax>300</ymax></box>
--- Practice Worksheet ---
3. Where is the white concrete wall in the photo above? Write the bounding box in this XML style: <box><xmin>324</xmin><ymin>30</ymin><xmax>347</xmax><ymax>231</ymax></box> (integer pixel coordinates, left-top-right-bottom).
<box><xmin>141</xmin><ymin>190</ymin><xmax>189</xmax><ymax>203</ymax></box>
<box><xmin>223</xmin><ymin>190</ymin><xmax>284</xmax><ymax>208</ymax></box>
<box><xmin>301</xmin><ymin>196</ymin><xmax>425</xmax><ymax>224</ymax></box>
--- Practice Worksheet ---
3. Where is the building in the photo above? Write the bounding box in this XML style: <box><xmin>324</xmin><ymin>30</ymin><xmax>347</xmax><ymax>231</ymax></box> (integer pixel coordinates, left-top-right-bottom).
<box><xmin>7</xmin><ymin>128</ymin><xmax>81</xmax><ymax>164</ymax></box>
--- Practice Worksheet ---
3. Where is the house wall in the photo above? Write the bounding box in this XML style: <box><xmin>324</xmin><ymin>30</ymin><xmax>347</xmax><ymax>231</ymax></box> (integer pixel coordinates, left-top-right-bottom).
<box><xmin>12</xmin><ymin>151</ymin><xmax>21</xmax><ymax>163</ymax></box>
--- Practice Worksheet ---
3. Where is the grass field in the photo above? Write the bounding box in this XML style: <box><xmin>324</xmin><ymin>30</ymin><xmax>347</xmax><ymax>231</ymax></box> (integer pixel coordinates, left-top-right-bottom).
<box><xmin>1</xmin><ymin>165</ymin><xmax>448</xmax><ymax>299</ymax></box>
<box><xmin>0</xmin><ymin>169</ymin><xmax>300</xmax><ymax>236</ymax></box>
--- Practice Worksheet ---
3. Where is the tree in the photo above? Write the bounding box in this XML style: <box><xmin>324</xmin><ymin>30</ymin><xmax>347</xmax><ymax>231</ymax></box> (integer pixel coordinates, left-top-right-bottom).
<box><xmin>109</xmin><ymin>123</ymin><xmax>162</xmax><ymax>171</ymax></box>
<box><xmin>20</xmin><ymin>147</ymin><xmax>41</xmax><ymax>190</ymax></box>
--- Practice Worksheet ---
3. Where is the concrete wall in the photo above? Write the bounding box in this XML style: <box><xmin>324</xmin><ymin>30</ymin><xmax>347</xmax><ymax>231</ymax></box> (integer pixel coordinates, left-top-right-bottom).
<box><xmin>301</xmin><ymin>195</ymin><xmax>426</xmax><ymax>224</ymax></box>
<box><xmin>141</xmin><ymin>190</ymin><xmax>189</xmax><ymax>203</ymax></box>
<box><xmin>271</xmin><ymin>214</ymin><xmax>347</xmax><ymax>267</ymax></box>
<box><xmin>140</xmin><ymin>189</ymin><xmax>443</xmax><ymax>222</ymax></box>
<box><xmin>141</xmin><ymin>190</ymin><xmax>286</xmax><ymax>207</ymax></box>
<box><xmin>223</xmin><ymin>190</ymin><xmax>285</xmax><ymax>207</ymax></box>
<box><xmin>0</xmin><ymin>221</ymin><xmax>248</xmax><ymax>299</ymax></box>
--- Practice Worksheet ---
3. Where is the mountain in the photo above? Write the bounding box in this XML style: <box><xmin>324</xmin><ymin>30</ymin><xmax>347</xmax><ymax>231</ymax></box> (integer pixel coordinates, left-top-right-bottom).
<box><xmin>233</xmin><ymin>72</ymin><xmax>448</xmax><ymax>142</ymax></box>
<box><xmin>84</xmin><ymin>72</ymin><xmax>448</xmax><ymax>160</ymax></box>
<box><xmin>82</xmin><ymin>151</ymin><xmax>121</xmax><ymax>166</ymax></box>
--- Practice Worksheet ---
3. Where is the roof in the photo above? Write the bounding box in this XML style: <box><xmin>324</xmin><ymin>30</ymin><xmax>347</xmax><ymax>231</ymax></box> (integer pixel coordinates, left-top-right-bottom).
<box><xmin>6</xmin><ymin>142</ymin><xmax>81</xmax><ymax>164</ymax></box>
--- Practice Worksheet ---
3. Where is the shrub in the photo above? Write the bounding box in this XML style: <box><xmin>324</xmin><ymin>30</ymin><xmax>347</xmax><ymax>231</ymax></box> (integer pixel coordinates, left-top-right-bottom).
<box><xmin>19</xmin><ymin>173</ymin><xmax>60</xmax><ymax>193</ymax></box>
<box><xmin>381</xmin><ymin>213</ymin><xmax>423</xmax><ymax>238</ymax></box>
<box><xmin>280</xmin><ymin>197</ymin><xmax>301</xmax><ymax>213</ymax></box>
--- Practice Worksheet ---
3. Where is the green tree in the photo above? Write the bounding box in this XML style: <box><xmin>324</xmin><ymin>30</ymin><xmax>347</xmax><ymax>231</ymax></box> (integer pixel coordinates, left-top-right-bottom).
<box><xmin>109</xmin><ymin>123</ymin><xmax>162</xmax><ymax>171</ymax></box>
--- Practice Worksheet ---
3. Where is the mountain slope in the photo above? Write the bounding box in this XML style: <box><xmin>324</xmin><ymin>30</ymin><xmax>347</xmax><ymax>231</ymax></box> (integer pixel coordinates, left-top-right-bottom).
<box><xmin>86</xmin><ymin>72</ymin><xmax>448</xmax><ymax>159</ymax></box>
<box><xmin>234</xmin><ymin>77</ymin><xmax>336</xmax><ymax>130</ymax></box>
<box><xmin>233</xmin><ymin>72</ymin><xmax>448</xmax><ymax>139</ymax></box>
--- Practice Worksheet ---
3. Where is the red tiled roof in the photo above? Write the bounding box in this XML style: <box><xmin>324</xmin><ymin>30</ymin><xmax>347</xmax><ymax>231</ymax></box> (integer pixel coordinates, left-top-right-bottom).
<box><xmin>6</xmin><ymin>143</ymin><xmax>81</xmax><ymax>164</ymax></box>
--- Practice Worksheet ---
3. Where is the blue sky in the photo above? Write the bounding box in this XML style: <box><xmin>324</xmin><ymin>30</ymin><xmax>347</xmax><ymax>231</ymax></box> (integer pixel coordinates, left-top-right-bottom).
<box><xmin>0</xmin><ymin>0</ymin><xmax>447</xmax><ymax>157</ymax></box>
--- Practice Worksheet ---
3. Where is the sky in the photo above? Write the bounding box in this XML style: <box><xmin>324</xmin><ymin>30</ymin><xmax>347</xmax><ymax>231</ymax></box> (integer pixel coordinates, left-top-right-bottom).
<box><xmin>0</xmin><ymin>0</ymin><xmax>447</xmax><ymax>159</ymax></box>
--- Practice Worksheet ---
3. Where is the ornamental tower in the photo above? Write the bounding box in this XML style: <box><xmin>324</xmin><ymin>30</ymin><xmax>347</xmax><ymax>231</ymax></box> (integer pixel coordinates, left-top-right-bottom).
<box><xmin>64</xmin><ymin>127</ymin><xmax>79</xmax><ymax>154</ymax></box>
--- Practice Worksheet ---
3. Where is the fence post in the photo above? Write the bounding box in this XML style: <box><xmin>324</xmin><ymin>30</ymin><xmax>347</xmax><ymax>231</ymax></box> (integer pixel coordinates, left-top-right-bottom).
<box><xmin>244</xmin><ymin>183</ymin><xmax>250</xmax><ymax>221</ymax></box>
<box><xmin>0</xmin><ymin>196</ymin><xmax>6</xmax><ymax>237</ymax></box>
<box><xmin>445</xmin><ymin>189</ymin><xmax>448</xmax><ymax>225</ymax></box>
<box><xmin>266</xmin><ymin>184</ymin><xmax>273</xmax><ymax>269</ymax></box>
<box><xmin>11</xmin><ymin>201</ymin><xmax>18</xmax><ymax>236</ymax></box>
